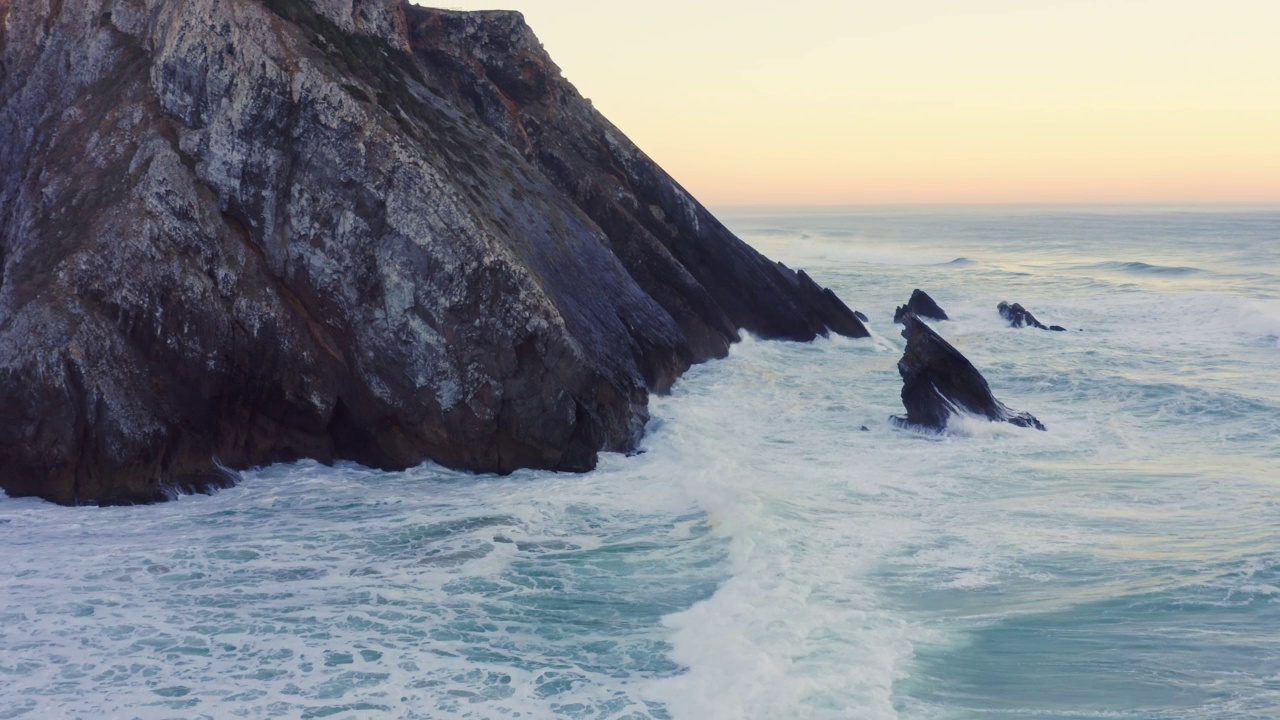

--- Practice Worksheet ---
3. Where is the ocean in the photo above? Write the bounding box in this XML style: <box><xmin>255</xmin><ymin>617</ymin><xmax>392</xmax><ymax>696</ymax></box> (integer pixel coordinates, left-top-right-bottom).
<box><xmin>2</xmin><ymin>206</ymin><xmax>1278</xmax><ymax>719</ymax></box>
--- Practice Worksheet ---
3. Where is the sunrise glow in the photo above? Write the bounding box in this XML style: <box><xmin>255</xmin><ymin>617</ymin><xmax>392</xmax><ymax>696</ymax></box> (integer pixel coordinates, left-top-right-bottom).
<box><xmin>429</xmin><ymin>0</ymin><xmax>1280</xmax><ymax>205</ymax></box>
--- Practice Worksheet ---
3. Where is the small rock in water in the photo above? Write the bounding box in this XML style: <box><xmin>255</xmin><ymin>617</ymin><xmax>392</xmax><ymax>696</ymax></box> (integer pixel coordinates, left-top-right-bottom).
<box><xmin>893</xmin><ymin>314</ymin><xmax>1045</xmax><ymax>431</ymax></box>
<box><xmin>998</xmin><ymin>301</ymin><xmax>1067</xmax><ymax>332</ymax></box>
<box><xmin>894</xmin><ymin>289</ymin><xmax>949</xmax><ymax>324</ymax></box>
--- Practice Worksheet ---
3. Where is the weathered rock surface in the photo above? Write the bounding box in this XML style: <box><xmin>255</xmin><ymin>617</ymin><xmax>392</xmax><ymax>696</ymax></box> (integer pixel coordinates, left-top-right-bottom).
<box><xmin>894</xmin><ymin>315</ymin><xmax>1045</xmax><ymax>432</ymax></box>
<box><xmin>894</xmin><ymin>289</ymin><xmax>948</xmax><ymax>324</ymax></box>
<box><xmin>0</xmin><ymin>0</ymin><xmax>868</xmax><ymax>505</ymax></box>
<box><xmin>998</xmin><ymin>301</ymin><xmax>1066</xmax><ymax>332</ymax></box>
<box><xmin>402</xmin><ymin>8</ymin><xmax>870</xmax><ymax>354</ymax></box>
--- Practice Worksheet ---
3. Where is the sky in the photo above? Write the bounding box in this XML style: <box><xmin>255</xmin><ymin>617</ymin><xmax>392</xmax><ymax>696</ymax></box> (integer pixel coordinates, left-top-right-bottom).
<box><xmin>419</xmin><ymin>1</ymin><xmax>1280</xmax><ymax>205</ymax></box>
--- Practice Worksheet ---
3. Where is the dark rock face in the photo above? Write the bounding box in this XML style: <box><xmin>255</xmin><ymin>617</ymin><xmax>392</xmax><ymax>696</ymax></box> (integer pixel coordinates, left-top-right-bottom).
<box><xmin>894</xmin><ymin>289</ymin><xmax>949</xmax><ymax>324</ymax></box>
<box><xmin>894</xmin><ymin>315</ymin><xmax>1045</xmax><ymax>432</ymax></box>
<box><xmin>0</xmin><ymin>0</ymin><xmax>868</xmax><ymax>505</ymax></box>
<box><xmin>402</xmin><ymin>9</ymin><xmax>870</xmax><ymax>355</ymax></box>
<box><xmin>998</xmin><ymin>301</ymin><xmax>1066</xmax><ymax>332</ymax></box>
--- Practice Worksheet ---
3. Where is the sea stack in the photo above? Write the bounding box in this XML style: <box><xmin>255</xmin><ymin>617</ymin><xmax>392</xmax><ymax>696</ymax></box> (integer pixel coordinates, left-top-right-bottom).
<box><xmin>0</xmin><ymin>0</ymin><xmax>868</xmax><ymax>505</ymax></box>
<box><xmin>894</xmin><ymin>289</ymin><xmax>949</xmax><ymax>323</ymax></box>
<box><xmin>894</xmin><ymin>315</ymin><xmax>1045</xmax><ymax>431</ymax></box>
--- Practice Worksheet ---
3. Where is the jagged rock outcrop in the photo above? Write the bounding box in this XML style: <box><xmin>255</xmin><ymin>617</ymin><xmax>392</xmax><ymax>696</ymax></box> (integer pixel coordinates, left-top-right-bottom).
<box><xmin>0</xmin><ymin>0</ymin><xmax>868</xmax><ymax>505</ymax></box>
<box><xmin>894</xmin><ymin>289</ymin><xmax>948</xmax><ymax>324</ymax></box>
<box><xmin>894</xmin><ymin>315</ymin><xmax>1045</xmax><ymax>432</ymax></box>
<box><xmin>998</xmin><ymin>301</ymin><xmax>1066</xmax><ymax>332</ymax></box>
<box><xmin>402</xmin><ymin>9</ymin><xmax>870</xmax><ymax>354</ymax></box>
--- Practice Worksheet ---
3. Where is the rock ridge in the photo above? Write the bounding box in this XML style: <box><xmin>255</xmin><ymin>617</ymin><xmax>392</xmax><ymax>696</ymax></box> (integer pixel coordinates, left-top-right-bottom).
<box><xmin>402</xmin><ymin>6</ymin><xmax>870</xmax><ymax>358</ymax></box>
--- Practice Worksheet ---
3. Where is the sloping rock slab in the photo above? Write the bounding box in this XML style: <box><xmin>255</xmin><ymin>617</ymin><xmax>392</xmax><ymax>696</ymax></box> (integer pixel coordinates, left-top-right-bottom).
<box><xmin>893</xmin><ymin>315</ymin><xmax>1045</xmax><ymax>431</ymax></box>
<box><xmin>403</xmin><ymin>7</ymin><xmax>870</xmax><ymax>356</ymax></box>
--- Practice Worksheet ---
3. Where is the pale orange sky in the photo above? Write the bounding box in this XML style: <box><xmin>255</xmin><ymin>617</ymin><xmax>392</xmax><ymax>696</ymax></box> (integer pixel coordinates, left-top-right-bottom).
<box><xmin>422</xmin><ymin>1</ymin><xmax>1280</xmax><ymax>205</ymax></box>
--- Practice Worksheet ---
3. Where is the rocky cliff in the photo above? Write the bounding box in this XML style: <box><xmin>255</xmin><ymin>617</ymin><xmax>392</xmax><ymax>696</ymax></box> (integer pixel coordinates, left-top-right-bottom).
<box><xmin>0</xmin><ymin>0</ymin><xmax>868</xmax><ymax>505</ymax></box>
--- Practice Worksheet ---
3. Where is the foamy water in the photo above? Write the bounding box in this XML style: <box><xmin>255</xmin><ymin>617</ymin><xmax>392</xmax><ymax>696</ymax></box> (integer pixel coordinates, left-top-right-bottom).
<box><xmin>3</xmin><ymin>206</ymin><xmax>1278</xmax><ymax>718</ymax></box>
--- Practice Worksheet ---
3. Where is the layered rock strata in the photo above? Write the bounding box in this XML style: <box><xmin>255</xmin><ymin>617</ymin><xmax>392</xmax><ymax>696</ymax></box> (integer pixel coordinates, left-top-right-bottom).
<box><xmin>0</xmin><ymin>0</ymin><xmax>868</xmax><ymax>505</ymax></box>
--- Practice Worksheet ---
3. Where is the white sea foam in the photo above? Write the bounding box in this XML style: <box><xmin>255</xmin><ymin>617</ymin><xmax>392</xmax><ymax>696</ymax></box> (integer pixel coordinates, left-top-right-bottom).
<box><xmin>1233</xmin><ymin>298</ymin><xmax>1280</xmax><ymax>346</ymax></box>
<box><xmin>627</xmin><ymin>346</ymin><xmax>916</xmax><ymax>718</ymax></box>
<box><xmin>942</xmin><ymin>412</ymin><xmax>1035</xmax><ymax>440</ymax></box>
<box><xmin>4</xmin><ymin>208</ymin><xmax>1279</xmax><ymax>719</ymax></box>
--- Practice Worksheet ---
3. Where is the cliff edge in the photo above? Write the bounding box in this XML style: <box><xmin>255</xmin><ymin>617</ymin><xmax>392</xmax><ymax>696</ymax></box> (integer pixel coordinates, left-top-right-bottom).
<box><xmin>0</xmin><ymin>0</ymin><xmax>868</xmax><ymax>505</ymax></box>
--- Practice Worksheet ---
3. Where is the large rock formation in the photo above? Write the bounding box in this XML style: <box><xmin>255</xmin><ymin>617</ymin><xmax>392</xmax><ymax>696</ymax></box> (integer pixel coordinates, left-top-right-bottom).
<box><xmin>894</xmin><ymin>315</ymin><xmax>1045</xmax><ymax>432</ymax></box>
<box><xmin>0</xmin><ymin>0</ymin><xmax>868</xmax><ymax>505</ymax></box>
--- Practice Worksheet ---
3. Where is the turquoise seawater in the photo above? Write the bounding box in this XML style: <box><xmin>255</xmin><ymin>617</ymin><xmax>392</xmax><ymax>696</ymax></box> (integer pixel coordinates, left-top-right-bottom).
<box><xmin>2</xmin><ymin>206</ymin><xmax>1278</xmax><ymax>719</ymax></box>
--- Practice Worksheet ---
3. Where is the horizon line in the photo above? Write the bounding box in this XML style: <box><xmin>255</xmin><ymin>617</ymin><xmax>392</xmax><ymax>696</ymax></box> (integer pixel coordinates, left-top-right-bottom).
<box><xmin>709</xmin><ymin>200</ymin><xmax>1280</xmax><ymax>210</ymax></box>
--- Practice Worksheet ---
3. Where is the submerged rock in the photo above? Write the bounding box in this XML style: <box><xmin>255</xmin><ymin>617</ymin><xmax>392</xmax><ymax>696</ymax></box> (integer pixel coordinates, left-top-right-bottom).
<box><xmin>894</xmin><ymin>315</ymin><xmax>1046</xmax><ymax>432</ymax></box>
<box><xmin>998</xmin><ymin>301</ymin><xmax>1067</xmax><ymax>332</ymax></box>
<box><xmin>0</xmin><ymin>0</ymin><xmax>868</xmax><ymax>505</ymax></box>
<box><xmin>894</xmin><ymin>289</ymin><xmax>949</xmax><ymax>324</ymax></box>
